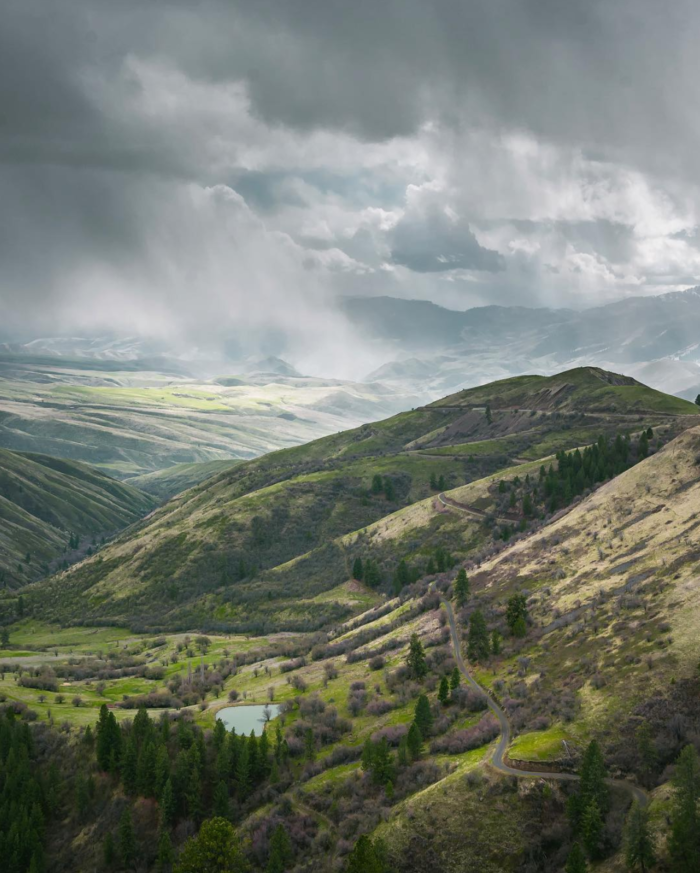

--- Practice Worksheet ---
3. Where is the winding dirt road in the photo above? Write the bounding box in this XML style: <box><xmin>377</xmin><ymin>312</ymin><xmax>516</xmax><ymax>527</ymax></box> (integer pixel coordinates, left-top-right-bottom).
<box><xmin>441</xmin><ymin>598</ymin><xmax>647</xmax><ymax>806</ymax></box>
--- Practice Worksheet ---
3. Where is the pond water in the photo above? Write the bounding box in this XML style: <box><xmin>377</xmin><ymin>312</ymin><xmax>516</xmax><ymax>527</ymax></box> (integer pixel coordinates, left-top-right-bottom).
<box><xmin>215</xmin><ymin>703</ymin><xmax>282</xmax><ymax>736</ymax></box>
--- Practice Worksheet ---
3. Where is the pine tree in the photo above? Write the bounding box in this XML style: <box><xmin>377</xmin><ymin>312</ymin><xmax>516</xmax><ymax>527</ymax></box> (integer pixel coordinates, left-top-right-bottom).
<box><xmin>384</xmin><ymin>477</ymin><xmax>395</xmax><ymax>501</ymax></box>
<box><xmin>157</xmin><ymin>827</ymin><xmax>175</xmax><ymax>873</ymax></box>
<box><xmin>392</xmin><ymin>559</ymin><xmax>410</xmax><ymax>594</ymax></box>
<box><xmin>467</xmin><ymin>610</ymin><xmax>490</xmax><ymax>662</ymax></box>
<box><xmin>118</xmin><ymin>808</ymin><xmax>136</xmax><ymax>870</ymax></box>
<box><xmin>485</xmin><ymin>404</ymin><xmax>492</xmax><ymax>425</ymax></box>
<box><xmin>160</xmin><ymin>778</ymin><xmax>176</xmax><ymax>827</ymax></box>
<box><xmin>407</xmin><ymin>723</ymin><xmax>423</xmax><ymax>761</ymax></box>
<box><xmin>565</xmin><ymin>842</ymin><xmax>587</xmax><ymax>873</ymax></box>
<box><xmin>506</xmin><ymin>594</ymin><xmax>528</xmax><ymax>636</ymax></box>
<box><xmin>413</xmin><ymin>695</ymin><xmax>433</xmax><ymax>739</ymax></box>
<box><xmin>370</xmin><ymin>738</ymin><xmax>395</xmax><ymax>786</ymax></box>
<box><xmin>491</xmin><ymin>629</ymin><xmax>502</xmax><ymax>656</ymax></box>
<box><xmin>636</xmin><ymin>722</ymin><xmax>658</xmax><ymax>788</ymax></box>
<box><xmin>450</xmin><ymin>666</ymin><xmax>460</xmax><ymax>691</ymax></box>
<box><xmin>406</xmin><ymin>634</ymin><xmax>427</xmax><ymax>679</ymax></box>
<box><xmin>122</xmin><ymin>736</ymin><xmax>138</xmax><ymax>795</ymax></box>
<box><xmin>371</xmin><ymin>474</ymin><xmax>383</xmax><ymax>494</ymax></box>
<box><xmin>438</xmin><ymin>675</ymin><xmax>450</xmax><ymax>706</ymax></box>
<box><xmin>624</xmin><ymin>802</ymin><xmax>655</xmax><ymax>872</ymax></box>
<box><xmin>213</xmin><ymin>780</ymin><xmax>230</xmax><ymax>819</ymax></box>
<box><xmin>669</xmin><ymin>744</ymin><xmax>700</xmax><ymax>872</ymax></box>
<box><xmin>581</xmin><ymin>801</ymin><xmax>604</xmax><ymax>860</ymax></box>
<box><xmin>345</xmin><ymin>835</ymin><xmax>388</xmax><ymax>873</ymax></box>
<box><xmin>437</xmin><ymin>474</ymin><xmax>446</xmax><ymax>491</ymax></box>
<box><xmin>454</xmin><ymin>568</ymin><xmax>470</xmax><ymax>606</ymax></box>
<box><xmin>267</xmin><ymin>823</ymin><xmax>294</xmax><ymax>873</ymax></box>
<box><xmin>430</xmin><ymin>472</ymin><xmax>437</xmax><ymax>490</ymax></box>
<box><xmin>103</xmin><ymin>833</ymin><xmax>115</xmax><ymax>867</ymax></box>
<box><xmin>174</xmin><ymin>817</ymin><xmax>246</xmax><ymax>873</ymax></box>
<box><xmin>352</xmin><ymin>557</ymin><xmax>364</xmax><ymax>581</ymax></box>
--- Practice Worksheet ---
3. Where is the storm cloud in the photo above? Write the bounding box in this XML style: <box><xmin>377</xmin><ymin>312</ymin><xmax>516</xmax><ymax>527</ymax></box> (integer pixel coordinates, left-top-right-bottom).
<box><xmin>3</xmin><ymin>0</ymin><xmax>700</xmax><ymax>372</ymax></box>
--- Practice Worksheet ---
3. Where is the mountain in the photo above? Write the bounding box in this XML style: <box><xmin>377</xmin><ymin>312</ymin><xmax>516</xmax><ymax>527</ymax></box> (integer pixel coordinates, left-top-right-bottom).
<box><xmin>18</xmin><ymin>367</ymin><xmax>697</xmax><ymax>633</ymax></box>
<box><xmin>356</xmin><ymin>288</ymin><xmax>700</xmax><ymax>398</ymax></box>
<box><xmin>0</xmin><ymin>450</ymin><xmax>156</xmax><ymax>586</ymax></box>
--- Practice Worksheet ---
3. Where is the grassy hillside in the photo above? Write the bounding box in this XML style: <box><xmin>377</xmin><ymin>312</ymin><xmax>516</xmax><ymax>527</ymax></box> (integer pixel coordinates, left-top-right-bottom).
<box><xmin>435</xmin><ymin>366</ymin><xmax>699</xmax><ymax>414</ymax></box>
<box><xmin>2</xmin><ymin>409</ymin><xmax>700</xmax><ymax>870</ymax></box>
<box><xmin>0</xmin><ymin>353</ymin><xmax>422</xmax><ymax>478</ymax></box>
<box><xmin>0</xmin><ymin>450</ymin><xmax>156</xmax><ymax>586</ymax></box>
<box><xmin>15</xmin><ymin>367</ymin><xmax>698</xmax><ymax>633</ymax></box>
<box><xmin>125</xmin><ymin>459</ymin><xmax>242</xmax><ymax>500</ymax></box>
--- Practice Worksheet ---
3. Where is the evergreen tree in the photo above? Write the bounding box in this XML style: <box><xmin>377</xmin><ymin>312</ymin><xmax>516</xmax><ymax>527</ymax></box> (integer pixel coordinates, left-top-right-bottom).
<box><xmin>485</xmin><ymin>404</ymin><xmax>492</xmax><ymax>425</ymax></box>
<box><xmin>122</xmin><ymin>737</ymin><xmax>138</xmax><ymax>795</ymax></box>
<box><xmin>569</xmin><ymin>740</ymin><xmax>609</xmax><ymax>835</ymax></box>
<box><xmin>467</xmin><ymin>610</ymin><xmax>490</xmax><ymax>662</ymax></box>
<box><xmin>581</xmin><ymin>801</ymin><xmax>604</xmax><ymax>860</ymax></box>
<box><xmin>437</xmin><ymin>474</ymin><xmax>446</xmax><ymax>491</ymax></box>
<box><xmin>161</xmin><ymin>778</ymin><xmax>176</xmax><ymax>827</ymax></box>
<box><xmin>213</xmin><ymin>781</ymin><xmax>230</xmax><ymax>819</ymax></box>
<box><xmin>450</xmin><ymin>666</ymin><xmax>460</xmax><ymax>692</ymax></box>
<box><xmin>413</xmin><ymin>695</ymin><xmax>433</xmax><ymax>739</ymax></box>
<box><xmin>371</xmin><ymin>474</ymin><xmax>383</xmax><ymax>495</ymax></box>
<box><xmin>345</xmin><ymin>835</ymin><xmax>388</xmax><ymax>873</ymax></box>
<box><xmin>636</xmin><ymin>722</ymin><xmax>658</xmax><ymax>788</ymax></box>
<box><xmin>438</xmin><ymin>675</ymin><xmax>450</xmax><ymax>706</ymax></box>
<box><xmin>407</xmin><ymin>723</ymin><xmax>423</xmax><ymax>761</ymax></box>
<box><xmin>351</xmin><ymin>557</ymin><xmax>364</xmax><ymax>581</ymax></box>
<box><xmin>454</xmin><ymin>568</ymin><xmax>470</xmax><ymax>606</ymax></box>
<box><xmin>506</xmin><ymin>594</ymin><xmax>528</xmax><ymax>636</ymax></box>
<box><xmin>491</xmin><ymin>629</ymin><xmax>502</xmax><ymax>656</ymax></box>
<box><xmin>174</xmin><ymin>817</ymin><xmax>247</xmax><ymax>873</ymax></box>
<box><xmin>406</xmin><ymin>634</ymin><xmax>427</xmax><ymax>679</ymax></box>
<box><xmin>383</xmin><ymin>477</ymin><xmax>395</xmax><ymax>501</ymax></box>
<box><xmin>669</xmin><ymin>745</ymin><xmax>700</xmax><ymax>872</ymax></box>
<box><xmin>118</xmin><ymin>808</ymin><xmax>137</xmax><ymax>870</ymax></box>
<box><xmin>392</xmin><ymin>559</ymin><xmax>410</xmax><ymax>594</ymax></box>
<box><xmin>370</xmin><ymin>738</ymin><xmax>395</xmax><ymax>786</ymax></box>
<box><xmin>103</xmin><ymin>833</ymin><xmax>115</xmax><ymax>867</ymax></box>
<box><xmin>267</xmin><ymin>824</ymin><xmax>293</xmax><ymax>873</ymax></box>
<box><xmin>565</xmin><ymin>843</ymin><xmax>587</xmax><ymax>873</ymax></box>
<box><xmin>430</xmin><ymin>472</ymin><xmax>437</xmax><ymax>490</ymax></box>
<box><xmin>157</xmin><ymin>827</ymin><xmax>175</xmax><ymax>873</ymax></box>
<box><xmin>96</xmin><ymin>704</ymin><xmax>121</xmax><ymax>772</ymax></box>
<box><xmin>638</xmin><ymin>431</ymin><xmax>649</xmax><ymax>458</ymax></box>
<box><xmin>624</xmin><ymin>802</ymin><xmax>655</xmax><ymax>872</ymax></box>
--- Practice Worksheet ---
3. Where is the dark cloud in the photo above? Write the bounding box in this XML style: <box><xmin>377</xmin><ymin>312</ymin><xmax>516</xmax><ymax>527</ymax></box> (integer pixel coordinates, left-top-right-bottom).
<box><xmin>390</xmin><ymin>204</ymin><xmax>505</xmax><ymax>273</ymax></box>
<box><xmin>2</xmin><ymin>0</ymin><xmax>700</xmax><ymax>371</ymax></box>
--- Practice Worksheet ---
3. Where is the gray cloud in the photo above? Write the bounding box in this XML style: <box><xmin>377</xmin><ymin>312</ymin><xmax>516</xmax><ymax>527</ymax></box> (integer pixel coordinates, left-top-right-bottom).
<box><xmin>2</xmin><ymin>0</ymin><xmax>700</xmax><ymax>373</ymax></box>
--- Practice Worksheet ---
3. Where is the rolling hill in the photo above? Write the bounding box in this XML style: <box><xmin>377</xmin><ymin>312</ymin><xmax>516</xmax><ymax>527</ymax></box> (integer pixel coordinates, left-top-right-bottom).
<box><xmin>0</xmin><ymin>450</ymin><xmax>157</xmax><ymax>586</ymax></box>
<box><xmin>16</xmin><ymin>366</ymin><xmax>698</xmax><ymax>633</ymax></box>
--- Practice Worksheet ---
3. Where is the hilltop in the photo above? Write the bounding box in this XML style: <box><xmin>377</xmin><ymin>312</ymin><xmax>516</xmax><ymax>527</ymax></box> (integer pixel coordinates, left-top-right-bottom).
<box><xmin>0</xmin><ymin>450</ymin><xmax>156</xmax><ymax>586</ymax></box>
<box><xmin>16</xmin><ymin>367</ymin><xmax>698</xmax><ymax>633</ymax></box>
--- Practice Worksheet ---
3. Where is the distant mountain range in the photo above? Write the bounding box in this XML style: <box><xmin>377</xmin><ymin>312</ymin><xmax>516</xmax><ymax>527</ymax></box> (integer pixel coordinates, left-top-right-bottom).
<box><xmin>341</xmin><ymin>288</ymin><xmax>700</xmax><ymax>400</ymax></box>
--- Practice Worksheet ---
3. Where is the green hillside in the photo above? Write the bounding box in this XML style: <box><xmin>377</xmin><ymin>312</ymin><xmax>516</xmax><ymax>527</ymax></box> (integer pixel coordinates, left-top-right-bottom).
<box><xmin>0</xmin><ymin>450</ymin><xmax>156</xmax><ymax>586</ymax></box>
<box><xmin>125</xmin><ymin>459</ymin><xmax>242</xmax><ymax>501</ymax></box>
<box><xmin>435</xmin><ymin>365</ymin><xmax>699</xmax><ymax>414</ymax></box>
<box><xmin>17</xmin><ymin>367</ymin><xmax>698</xmax><ymax>632</ymax></box>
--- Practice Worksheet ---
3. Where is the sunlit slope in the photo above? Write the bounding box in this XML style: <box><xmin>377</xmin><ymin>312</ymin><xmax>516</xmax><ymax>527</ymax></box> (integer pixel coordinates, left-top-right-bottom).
<box><xmin>0</xmin><ymin>450</ymin><xmax>156</xmax><ymax>585</ymax></box>
<box><xmin>466</xmin><ymin>424</ymin><xmax>700</xmax><ymax>728</ymax></box>
<box><xmin>18</xmin><ymin>367</ymin><xmax>698</xmax><ymax>633</ymax></box>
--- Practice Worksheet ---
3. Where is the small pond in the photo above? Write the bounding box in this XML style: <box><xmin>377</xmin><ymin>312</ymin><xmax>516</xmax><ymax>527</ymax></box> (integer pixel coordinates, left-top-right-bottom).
<box><xmin>215</xmin><ymin>703</ymin><xmax>282</xmax><ymax>736</ymax></box>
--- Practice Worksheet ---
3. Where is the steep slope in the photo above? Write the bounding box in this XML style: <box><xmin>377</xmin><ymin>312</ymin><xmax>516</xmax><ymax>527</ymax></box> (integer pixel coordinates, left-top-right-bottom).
<box><xmin>125</xmin><ymin>460</ymin><xmax>242</xmax><ymax>501</ymax></box>
<box><xmin>0</xmin><ymin>450</ymin><xmax>156</xmax><ymax>585</ymax></box>
<box><xmin>16</xmin><ymin>367</ymin><xmax>698</xmax><ymax>633</ymax></box>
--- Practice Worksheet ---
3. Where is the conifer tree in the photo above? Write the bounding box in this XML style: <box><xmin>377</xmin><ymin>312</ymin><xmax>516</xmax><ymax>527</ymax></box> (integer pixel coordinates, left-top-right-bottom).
<box><xmin>624</xmin><ymin>802</ymin><xmax>655</xmax><ymax>872</ymax></box>
<box><xmin>467</xmin><ymin>610</ymin><xmax>490</xmax><ymax>662</ymax></box>
<box><xmin>565</xmin><ymin>843</ymin><xmax>587</xmax><ymax>873</ymax></box>
<box><xmin>450</xmin><ymin>666</ymin><xmax>460</xmax><ymax>691</ymax></box>
<box><xmin>157</xmin><ymin>827</ymin><xmax>175</xmax><ymax>873</ymax></box>
<box><xmin>213</xmin><ymin>781</ymin><xmax>230</xmax><ymax>819</ymax></box>
<box><xmin>413</xmin><ymin>694</ymin><xmax>433</xmax><ymax>739</ymax></box>
<box><xmin>118</xmin><ymin>808</ymin><xmax>136</xmax><ymax>870</ymax></box>
<box><xmin>352</xmin><ymin>557</ymin><xmax>364</xmax><ymax>581</ymax></box>
<box><xmin>454</xmin><ymin>568</ymin><xmax>470</xmax><ymax>606</ymax></box>
<box><xmin>669</xmin><ymin>744</ymin><xmax>700</xmax><ymax>872</ymax></box>
<box><xmin>267</xmin><ymin>823</ymin><xmax>294</xmax><ymax>873</ymax></box>
<box><xmin>581</xmin><ymin>801</ymin><xmax>604</xmax><ymax>860</ymax></box>
<box><xmin>407</xmin><ymin>723</ymin><xmax>423</xmax><ymax>761</ymax></box>
<box><xmin>406</xmin><ymin>634</ymin><xmax>427</xmax><ymax>679</ymax></box>
<box><xmin>491</xmin><ymin>629</ymin><xmax>502</xmax><ymax>656</ymax></box>
<box><xmin>438</xmin><ymin>675</ymin><xmax>450</xmax><ymax>706</ymax></box>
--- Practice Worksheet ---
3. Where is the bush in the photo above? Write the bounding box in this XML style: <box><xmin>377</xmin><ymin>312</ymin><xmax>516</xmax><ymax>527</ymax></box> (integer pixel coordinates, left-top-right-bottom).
<box><xmin>430</xmin><ymin>714</ymin><xmax>499</xmax><ymax>754</ymax></box>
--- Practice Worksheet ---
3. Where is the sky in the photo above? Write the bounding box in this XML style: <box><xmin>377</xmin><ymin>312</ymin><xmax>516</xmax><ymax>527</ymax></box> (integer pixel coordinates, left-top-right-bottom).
<box><xmin>3</xmin><ymin>0</ymin><xmax>700</xmax><ymax>373</ymax></box>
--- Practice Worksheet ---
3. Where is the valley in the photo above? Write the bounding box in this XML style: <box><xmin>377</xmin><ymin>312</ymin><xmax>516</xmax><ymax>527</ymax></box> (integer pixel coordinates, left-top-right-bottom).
<box><xmin>1</xmin><ymin>365</ymin><xmax>700</xmax><ymax>871</ymax></box>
